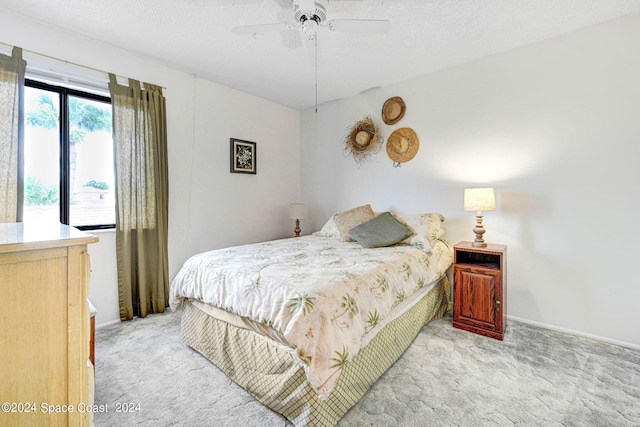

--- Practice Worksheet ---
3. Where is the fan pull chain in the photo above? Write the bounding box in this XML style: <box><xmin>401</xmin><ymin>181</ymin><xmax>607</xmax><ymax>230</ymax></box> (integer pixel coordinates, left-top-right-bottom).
<box><xmin>315</xmin><ymin>35</ymin><xmax>318</xmax><ymax>113</ymax></box>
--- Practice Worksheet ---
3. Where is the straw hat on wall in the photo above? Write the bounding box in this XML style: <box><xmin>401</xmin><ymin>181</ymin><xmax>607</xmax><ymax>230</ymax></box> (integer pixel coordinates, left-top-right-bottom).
<box><xmin>344</xmin><ymin>116</ymin><xmax>382</xmax><ymax>166</ymax></box>
<box><xmin>386</xmin><ymin>127</ymin><xmax>419</xmax><ymax>167</ymax></box>
<box><xmin>381</xmin><ymin>96</ymin><xmax>406</xmax><ymax>125</ymax></box>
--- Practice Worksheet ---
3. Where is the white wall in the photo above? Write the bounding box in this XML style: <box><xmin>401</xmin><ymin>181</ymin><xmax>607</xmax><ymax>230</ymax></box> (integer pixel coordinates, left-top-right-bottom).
<box><xmin>3</xmin><ymin>9</ymin><xmax>638</xmax><ymax>347</ymax></box>
<box><xmin>0</xmin><ymin>11</ymin><xmax>301</xmax><ymax>326</ymax></box>
<box><xmin>301</xmin><ymin>14</ymin><xmax>640</xmax><ymax>348</ymax></box>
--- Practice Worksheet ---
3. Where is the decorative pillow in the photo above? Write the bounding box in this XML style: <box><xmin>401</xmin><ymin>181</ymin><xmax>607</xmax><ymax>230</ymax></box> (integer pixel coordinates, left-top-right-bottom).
<box><xmin>349</xmin><ymin>212</ymin><xmax>413</xmax><ymax>248</ymax></box>
<box><xmin>395</xmin><ymin>213</ymin><xmax>446</xmax><ymax>252</ymax></box>
<box><xmin>333</xmin><ymin>204</ymin><xmax>375</xmax><ymax>241</ymax></box>
<box><xmin>312</xmin><ymin>214</ymin><xmax>340</xmax><ymax>238</ymax></box>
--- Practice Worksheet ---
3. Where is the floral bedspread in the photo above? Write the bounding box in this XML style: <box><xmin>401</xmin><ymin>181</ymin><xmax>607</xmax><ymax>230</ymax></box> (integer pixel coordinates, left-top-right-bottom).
<box><xmin>170</xmin><ymin>235</ymin><xmax>453</xmax><ymax>399</ymax></box>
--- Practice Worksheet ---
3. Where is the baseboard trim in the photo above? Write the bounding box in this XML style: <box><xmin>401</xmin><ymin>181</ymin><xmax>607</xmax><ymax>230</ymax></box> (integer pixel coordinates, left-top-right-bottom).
<box><xmin>507</xmin><ymin>315</ymin><xmax>640</xmax><ymax>351</ymax></box>
<box><xmin>95</xmin><ymin>312</ymin><xmax>638</xmax><ymax>350</ymax></box>
<box><xmin>95</xmin><ymin>319</ymin><xmax>121</xmax><ymax>329</ymax></box>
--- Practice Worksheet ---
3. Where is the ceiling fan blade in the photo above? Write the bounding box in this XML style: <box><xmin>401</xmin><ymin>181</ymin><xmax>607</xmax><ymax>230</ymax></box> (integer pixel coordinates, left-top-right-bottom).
<box><xmin>231</xmin><ymin>22</ymin><xmax>288</xmax><ymax>35</ymax></box>
<box><xmin>281</xmin><ymin>28</ymin><xmax>303</xmax><ymax>49</ymax></box>
<box><xmin>276</xmin><ymin>3</ymin><xmax>302</xmax><ymax>49</ymax></box>
<box><xmin>326</xmin><ymin>19</ymin><xmax>391</xmax><ymax>34</ymax></box>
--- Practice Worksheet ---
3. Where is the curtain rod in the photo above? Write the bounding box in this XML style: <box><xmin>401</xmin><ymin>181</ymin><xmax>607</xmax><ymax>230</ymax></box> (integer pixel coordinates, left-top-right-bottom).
<box><xmin>0</xmin><ymin>40</ymin><xmax>166</xmax><ymax>89</ymax></box>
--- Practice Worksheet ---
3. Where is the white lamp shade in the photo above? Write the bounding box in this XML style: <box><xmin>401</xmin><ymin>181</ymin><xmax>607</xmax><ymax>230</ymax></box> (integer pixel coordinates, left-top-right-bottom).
<box><xmin>289</xmin><ymin>203</ymin><xmax>306</xmax><ymax>219</ymax></box>
<box><xmin>464</xmin><ymin>188</ymin><xmax>496</xmax><ymax>212</ymax></box>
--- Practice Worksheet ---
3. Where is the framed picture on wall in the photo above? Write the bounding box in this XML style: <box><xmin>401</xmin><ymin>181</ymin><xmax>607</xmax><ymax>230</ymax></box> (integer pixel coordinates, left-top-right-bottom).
<box><xmin>230</xmin><ymin>138</ymin><xmax>257</xmax><ymax>174</ymax></box>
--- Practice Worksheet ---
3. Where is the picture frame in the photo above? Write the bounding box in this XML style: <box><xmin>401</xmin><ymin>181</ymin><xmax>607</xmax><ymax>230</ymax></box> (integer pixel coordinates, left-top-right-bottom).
<box><xmin>230</xmin><ymin>138</ymin><xmax>257</xmax><ymax>174</ymax></box>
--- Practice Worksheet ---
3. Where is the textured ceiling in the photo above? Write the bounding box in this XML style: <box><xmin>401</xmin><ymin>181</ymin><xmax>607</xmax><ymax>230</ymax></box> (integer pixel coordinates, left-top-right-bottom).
<box><xmin>2</xmin><ymin>0</ymin><xmax>640</xmax><ymax>110</ymax></box>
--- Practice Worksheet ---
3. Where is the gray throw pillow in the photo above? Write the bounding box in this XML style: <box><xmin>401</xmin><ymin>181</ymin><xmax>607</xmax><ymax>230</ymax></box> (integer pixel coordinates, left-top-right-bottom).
<box><xmin>349</xmin><ymin>212</ymin><xmax>412</xmax><ymax>248</ymax></box>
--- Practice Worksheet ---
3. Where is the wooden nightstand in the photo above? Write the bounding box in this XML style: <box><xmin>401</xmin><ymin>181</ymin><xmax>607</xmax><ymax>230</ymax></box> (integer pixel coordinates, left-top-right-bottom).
<box><xmin>453</xmin><ymin>241</ymin><xmax>507</xmax><ymax>340</ymax></box>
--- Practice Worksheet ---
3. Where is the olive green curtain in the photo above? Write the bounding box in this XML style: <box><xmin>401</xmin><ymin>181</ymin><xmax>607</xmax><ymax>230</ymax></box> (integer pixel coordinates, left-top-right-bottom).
<box><xmin>109</xmin><ymin>74</ymin><xmax>169</xmax><ymax>321</ymax></box>
<box><xmin>0</xmin><ymin>47</ymin><xmax>26</xmax><ymax>223</ymax></box>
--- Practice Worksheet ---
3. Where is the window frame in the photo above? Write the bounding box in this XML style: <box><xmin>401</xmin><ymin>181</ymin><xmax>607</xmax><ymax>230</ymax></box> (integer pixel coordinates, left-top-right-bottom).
<box><xmin>25</xmin><ymin>79</ymin><xmax>115</xmax><ymax>231</ymax></box>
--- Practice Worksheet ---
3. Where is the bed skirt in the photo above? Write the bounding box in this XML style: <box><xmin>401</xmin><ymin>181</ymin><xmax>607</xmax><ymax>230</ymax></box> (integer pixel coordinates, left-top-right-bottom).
<box><xmin>181</xmin><ymin>275</ymin><xmax>451</xmax><ymax>426</ymax></box>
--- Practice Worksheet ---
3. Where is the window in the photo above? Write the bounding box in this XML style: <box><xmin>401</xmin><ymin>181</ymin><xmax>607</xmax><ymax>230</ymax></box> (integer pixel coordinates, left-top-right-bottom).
<box><xmin>23</xmin><ymin>79</ymin><xmax>115</xmax><ymax>230</ymax></box>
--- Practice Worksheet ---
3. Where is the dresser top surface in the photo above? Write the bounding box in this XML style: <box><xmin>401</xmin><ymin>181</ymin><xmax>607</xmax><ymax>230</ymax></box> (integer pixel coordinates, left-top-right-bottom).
<box><xmin>0</xmin><ymin>222</ymin><xmax>98</xmax><ymax>252</ymax></box>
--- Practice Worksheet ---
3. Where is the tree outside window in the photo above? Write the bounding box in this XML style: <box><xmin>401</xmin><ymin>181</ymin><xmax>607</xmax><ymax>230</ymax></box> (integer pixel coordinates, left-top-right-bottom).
<box><xmin>23</xmin><ymin>81</ymin><xmax>115</xmax><ymax>229</ymax></box>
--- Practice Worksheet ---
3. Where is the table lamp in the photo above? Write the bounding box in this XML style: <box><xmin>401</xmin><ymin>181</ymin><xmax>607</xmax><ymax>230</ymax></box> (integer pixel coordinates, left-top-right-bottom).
<box><xmin>464</xmin><ymin>188</ymin><xmax>496</xmax><ymax>247</ymax></box>
<box><xmin>289</xmin><ymin>203</ymin><xmax>306</xmax><ymax>237</ymax></box>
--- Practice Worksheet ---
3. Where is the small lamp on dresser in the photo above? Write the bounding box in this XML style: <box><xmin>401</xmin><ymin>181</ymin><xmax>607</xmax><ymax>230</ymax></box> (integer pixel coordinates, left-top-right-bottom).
<box><xmin>464</xmin><ymin>187</ymin><xmax>496</xmax><ymax>247</ymax></box>
<box><xmin>289</xmin><ymin>203</ymin><xmax>306</xmax><ymax>237</ymax></box>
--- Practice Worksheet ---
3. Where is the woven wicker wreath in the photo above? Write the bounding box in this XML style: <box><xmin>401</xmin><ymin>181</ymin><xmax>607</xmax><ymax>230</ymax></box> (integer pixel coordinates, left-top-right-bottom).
<box><xmin>343</xmin><ymin>116</ymin><xmax>382</xmax><ymax>166</ymax></box>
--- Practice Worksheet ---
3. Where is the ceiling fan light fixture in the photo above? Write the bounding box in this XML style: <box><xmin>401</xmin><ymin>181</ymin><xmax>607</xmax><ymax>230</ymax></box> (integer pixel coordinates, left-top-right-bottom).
<box><xmin>294</xmin><ymin>0</ymin><xmax>328</xmax><ymax>25</ymax></box>
<box><xmin>301</xmin><ymin>19</ymin><xmax>319</xmax><ymax>38</ymax></box>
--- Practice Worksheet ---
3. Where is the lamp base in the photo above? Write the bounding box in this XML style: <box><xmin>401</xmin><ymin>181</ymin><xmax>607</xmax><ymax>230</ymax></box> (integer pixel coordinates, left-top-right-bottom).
<box><xmin>472</xmin><ymin>213</ymin><xmax>487</xmax><ymax>247</ymax></box>
<box><xmin>294</xmin><ymin>219</ymin><xmax>301</xmax><ymax>238</ymax></box>
<box><xmin>472</xmin><ymin>239</ymin><xmax>487</xmax><ymax>248</ymax></box>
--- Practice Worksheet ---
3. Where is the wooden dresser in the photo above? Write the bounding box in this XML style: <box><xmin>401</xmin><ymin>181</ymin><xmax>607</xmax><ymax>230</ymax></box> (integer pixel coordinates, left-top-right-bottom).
<box><xmin>0</xmin><ymin>223</ymin><xmax>98</xmax><ymax>426</ymax></box>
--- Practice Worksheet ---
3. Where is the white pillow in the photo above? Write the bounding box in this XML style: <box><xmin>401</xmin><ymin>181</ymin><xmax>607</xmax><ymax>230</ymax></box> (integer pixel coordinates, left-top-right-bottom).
<box><xmin>394</xmin><ymin>212</ymin><xmax>446</xmax><ymax>252</ymax></box>
<box><xmin>313</xmin><ymin>214</ymin><xmax>340</xmax><ymax>238</ymax></box>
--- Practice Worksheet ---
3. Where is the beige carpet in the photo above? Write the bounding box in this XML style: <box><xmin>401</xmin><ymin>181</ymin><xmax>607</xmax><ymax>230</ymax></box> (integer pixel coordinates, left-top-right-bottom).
<box><xmin>94</xmin><ymin>309</ymin><xmax>640</xmax><ymax>426</ymax></box>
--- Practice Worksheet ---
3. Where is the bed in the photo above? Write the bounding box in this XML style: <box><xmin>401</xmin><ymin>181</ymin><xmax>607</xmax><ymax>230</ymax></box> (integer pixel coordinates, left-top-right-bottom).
<box><xmin>170</xmin><ymin>206</ymin><xmax>454</xmax><ymax>426</ymax></box>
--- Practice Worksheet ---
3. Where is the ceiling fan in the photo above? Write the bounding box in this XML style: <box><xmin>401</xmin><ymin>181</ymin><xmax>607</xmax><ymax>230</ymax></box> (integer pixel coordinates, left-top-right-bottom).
<box><xmin>231</xmin><ymin>0</ymin><xmax>391</xmax><ymax>42</ymax></box>
<box><xmin>232</xmin><ymin>0</ymin><xmax>390</xmax><ymax>112</ymax></box>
